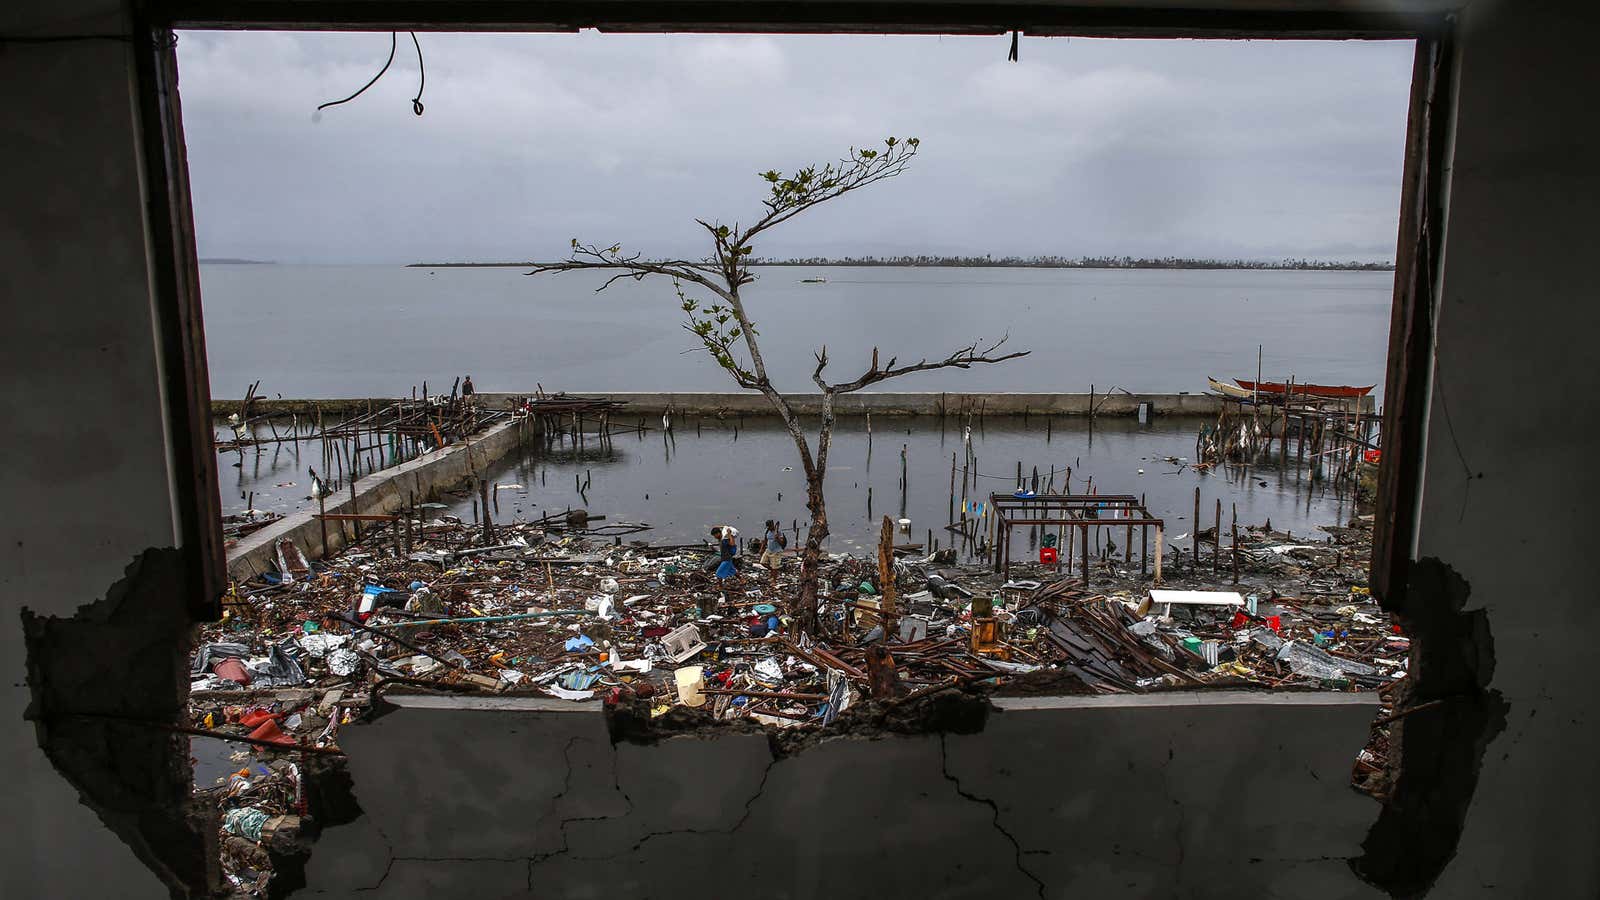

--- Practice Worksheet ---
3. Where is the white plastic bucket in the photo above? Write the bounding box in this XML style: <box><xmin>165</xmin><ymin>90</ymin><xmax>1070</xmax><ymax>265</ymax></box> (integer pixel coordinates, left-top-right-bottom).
<box><xmin>675</xmin><ymin>665</ymin><xmax>706</xmax><ymax>707</ymax></box>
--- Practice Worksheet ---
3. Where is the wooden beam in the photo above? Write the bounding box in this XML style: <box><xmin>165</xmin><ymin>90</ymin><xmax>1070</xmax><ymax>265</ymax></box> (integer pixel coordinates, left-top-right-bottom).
<box><xmin>1372</xmin><ymin>33</ymin><xmax>1453</xmax><ymax>606</ymax></box>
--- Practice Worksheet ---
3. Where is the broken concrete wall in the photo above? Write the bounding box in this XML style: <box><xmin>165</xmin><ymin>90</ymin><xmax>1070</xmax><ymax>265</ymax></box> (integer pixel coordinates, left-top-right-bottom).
<box><xmin>4</xmin><ymin>1</ymin><xmax>1597</xmax><ymax>897</ymax></box>
<box><xmin>226</xmin><ymin>416</ymin><xmax>530</xmax><ymax>582</ymax></box>
<box><xmin>1</xmin><ymin>1</ymin><xmax>195</xmax><ymax>897</ymax></box>
<box><xmin>300</xmin><ymin>692</ymin><xmax>1381</xmax><ymax>898</ymax></box>
<box><xmin>1393</xmin><ymin>1</ymin><xmax>1600</xmax><ymax>895</ymax></box>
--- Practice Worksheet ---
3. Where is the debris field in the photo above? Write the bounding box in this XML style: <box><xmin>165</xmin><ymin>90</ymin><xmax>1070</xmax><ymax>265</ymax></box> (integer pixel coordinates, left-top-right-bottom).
<box><xmin>190</xmin><ymin>508</ymin><xmax>1404</xmax><ymax>894</ymax></box>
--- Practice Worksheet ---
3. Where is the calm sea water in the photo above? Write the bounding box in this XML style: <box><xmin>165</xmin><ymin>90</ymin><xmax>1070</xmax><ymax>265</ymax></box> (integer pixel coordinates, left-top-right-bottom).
<box><xmin>199</xmin><ymin>264</ymin><xmax>1392</xmax><ymax>400</ymax></box>
<box><xmin>220</xmin><ymin>415</ymin><xmax>1359</xmax><ymax>557</ymax></box>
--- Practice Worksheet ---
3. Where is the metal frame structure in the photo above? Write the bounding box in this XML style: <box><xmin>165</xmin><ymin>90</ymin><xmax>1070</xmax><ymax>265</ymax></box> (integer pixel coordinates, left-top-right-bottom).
<box><xmin>990</xmin><ymin>493</ymin><xmax>1163</xmax><ymax>585</ymax></box>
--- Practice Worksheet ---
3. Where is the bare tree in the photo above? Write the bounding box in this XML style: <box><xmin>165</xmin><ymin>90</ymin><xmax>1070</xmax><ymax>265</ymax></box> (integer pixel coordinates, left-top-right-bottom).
<box><xmin>531</xmin><ymin>138</ymin><xmax>1028</xmax><ymax>635</ymax></box>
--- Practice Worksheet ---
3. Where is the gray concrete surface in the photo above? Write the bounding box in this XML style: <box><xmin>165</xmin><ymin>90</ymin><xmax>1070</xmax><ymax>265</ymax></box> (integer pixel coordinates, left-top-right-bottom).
<box><xmin>2</xmin><ymin>2</ymin><xmax>179</xmax><ymax>896</ymax></box>
<box><xmin>1407</xmin><ymin>2</ymin><xmax>1599</xmax><ymax>892</ymax></box>
<box><xmin>301</xmin><ymin>691</ymin><xmax>1382</xmax><ymax>899</ymax></box>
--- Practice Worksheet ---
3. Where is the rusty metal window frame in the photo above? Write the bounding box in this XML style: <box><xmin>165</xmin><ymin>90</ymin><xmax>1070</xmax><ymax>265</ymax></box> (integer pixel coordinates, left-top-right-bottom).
<box><xmin>131</xmin><ymin>1</ymin><xmax>1450</xmax><ymax>618</ymax></box>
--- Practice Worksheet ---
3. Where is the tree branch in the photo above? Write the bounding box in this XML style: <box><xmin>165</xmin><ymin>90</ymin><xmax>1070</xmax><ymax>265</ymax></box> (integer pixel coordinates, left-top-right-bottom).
<box><xmin>812</xmin><ymin>346</ymin><xmax>831</xmax><ymax>391</ymax></box>
<box><xmin>527</xmin><ymin>241</ymin><xmax>727</xmax><ymax>297</ymax></box>
<box><xmin>742</xmin><ymin>139</ymin><xmax>919</xmax><ymax>249</ymax></box>
<box><xmin>725</xmin><ymin>138</ymin><xmax>920</xmax><ymax>287</ymax></box>
<box><xmin>824</xmin><ymin>335</ymin><xmax>1030</xmax><ymax>394</ymax></box>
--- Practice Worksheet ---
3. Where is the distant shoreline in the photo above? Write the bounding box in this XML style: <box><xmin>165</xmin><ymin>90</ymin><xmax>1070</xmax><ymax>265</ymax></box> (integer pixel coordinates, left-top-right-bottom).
<box><xmin>406</xmin><ymin>257</ymin><xmax>1395</xmax><ymax>272</ymax></box>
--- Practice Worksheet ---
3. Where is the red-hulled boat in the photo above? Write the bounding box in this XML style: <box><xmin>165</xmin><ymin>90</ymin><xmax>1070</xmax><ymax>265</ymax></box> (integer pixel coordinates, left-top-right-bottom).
<box><xmin>1234</xmin><ymin>379</ymin><xmax>1375</xmax><ymax>400</ymax></box>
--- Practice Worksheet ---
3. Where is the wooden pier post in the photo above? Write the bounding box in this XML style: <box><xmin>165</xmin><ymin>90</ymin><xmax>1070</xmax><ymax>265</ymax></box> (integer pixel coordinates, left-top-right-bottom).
<box><xmin>1231</xmin><ymin>502</ymin><xmax>1240</xmax><ymax>585</ymax></box>
<box><xmin>949</xmin><ymin>452</ymin><xmax>957</xmax><ymax>525</ymax></box>
<box><xmin>1081</xmin><ymin>523</ymin><xmax>1091</xmax><ymax>587</ymax></box>
<box><xmin>1153</xmin><ymin>525</ymin><xmax>1163</xmax><ymax>585</ymax></box>
<box><xmin>1213</xmin><ymin>498</ymin><xmax>1222</xmax><ymax>574</ymax></box>
<box><xmin>1193</xmin><ymin>487</ymin><xmax>1201</xmax><ymax>567</ymax></box>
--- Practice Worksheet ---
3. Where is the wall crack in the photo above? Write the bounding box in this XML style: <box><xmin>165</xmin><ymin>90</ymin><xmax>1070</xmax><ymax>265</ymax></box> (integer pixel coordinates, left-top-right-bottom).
<box><xmin>940</xmin><ymin>733</ymin><xmax>1047</xmax><ymax>899</ymax></box>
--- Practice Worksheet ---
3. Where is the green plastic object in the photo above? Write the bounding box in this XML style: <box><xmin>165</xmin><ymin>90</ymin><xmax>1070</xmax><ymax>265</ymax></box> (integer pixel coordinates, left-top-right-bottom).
<box><xmin>1181</xmin><ymin>636</ymin><xmax>1203</xmax><ymax>653</ymax></box>
<box><xmin>859</xmin><ymin>581</ymin><xmax>877</xmax><ymax>595</ymax></box>
<box><xmin>1041</xmin><ymin>533</ymin><xmax>1058</xmax><ymax>548</ymax></box>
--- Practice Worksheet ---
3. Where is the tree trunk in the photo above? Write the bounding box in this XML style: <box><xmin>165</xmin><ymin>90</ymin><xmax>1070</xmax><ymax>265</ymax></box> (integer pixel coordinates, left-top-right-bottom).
<box><xmin>794</xmin><ymin>463</ymin><xmax>830</xmax><ymax>636</ymax></box>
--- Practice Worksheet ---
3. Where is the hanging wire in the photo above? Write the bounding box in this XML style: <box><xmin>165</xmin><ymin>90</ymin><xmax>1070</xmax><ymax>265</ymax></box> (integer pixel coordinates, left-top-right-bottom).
<box><xmin>317</xmin><ymin>31</ymin><xmax>397</xmax><ymax>111</ymax></box>
<box><xmin>409</xmin><ymin>31</ymin><xmax>426</xmax><ymax>115</ymax></box>
<box><xmin>315</xmin><ymin>31</ymin><xmax>426</xmax><ymax>116</ymax></box>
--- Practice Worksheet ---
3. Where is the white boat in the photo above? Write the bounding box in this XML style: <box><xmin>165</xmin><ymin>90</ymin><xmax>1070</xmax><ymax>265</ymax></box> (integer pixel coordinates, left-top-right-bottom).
<box><xmin>800</xmin><ymin>275</ymin><xmax>827</xmax><ymax>284</ymax></box>
<box><xmin>1207</xmin><ymin>377</ymin><xmax>1255</xmax><ymax>399</ymax></box>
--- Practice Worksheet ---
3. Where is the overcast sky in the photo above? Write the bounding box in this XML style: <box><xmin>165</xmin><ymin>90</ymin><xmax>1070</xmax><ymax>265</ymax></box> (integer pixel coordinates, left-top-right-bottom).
<box><xmin>176</xmin><ymin>31</ymin><xmax>1413</xmax><ymax>264</ymax></box>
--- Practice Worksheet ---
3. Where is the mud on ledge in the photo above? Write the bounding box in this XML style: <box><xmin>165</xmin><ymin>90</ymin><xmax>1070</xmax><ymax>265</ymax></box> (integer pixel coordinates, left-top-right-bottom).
<box><xmin>606</xmin><ymin>682</ymin><xmax>992</xmax><ymax>759</ymax></box>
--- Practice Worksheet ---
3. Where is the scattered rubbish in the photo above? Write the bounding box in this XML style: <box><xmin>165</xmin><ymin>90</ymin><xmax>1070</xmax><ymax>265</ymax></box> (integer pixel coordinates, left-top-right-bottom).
<box><xmin>662</xmin><ymin>624</ymin><xmax>706</xmax><ymax>663</ymax></box>
<box><xmin>192</xmin><ymin>484</ymin><xmax>1397</xmax><ymax>896</ymax></box>
<box><xmin>224</xmin><ymin>807</ymin><xmax>271</xmax><ymax>843</ymax></box>
<box><xmin>675</xmin><ymin>665</ymin><xmax>707</xmax><ymax>707</ymax></box>
<box><xmin>546</xmin><ymin>685</ymin><xmax>596</xmax><ymax>701</ymax></box>
<box><xmin>1276</xmin><ymin>640</ymin><xmax>1379</xmax><ymax>681</ymax></box>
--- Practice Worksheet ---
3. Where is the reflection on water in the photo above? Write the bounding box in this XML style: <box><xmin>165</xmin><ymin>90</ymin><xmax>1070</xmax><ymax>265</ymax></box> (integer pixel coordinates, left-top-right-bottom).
<box><xmin>215</xmin><ymin>417</ymin><xmax>415</xmax><ymax>518</ymax></box>
<box><xmin>446</xmin><ymin>415</ymin><xmax>1357</xmax><ymax>556</ymax></box>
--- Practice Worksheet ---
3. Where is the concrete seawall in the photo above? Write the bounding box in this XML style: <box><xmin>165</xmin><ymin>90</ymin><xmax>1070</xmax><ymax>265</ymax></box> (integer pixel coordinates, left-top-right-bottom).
<box><xmin>479</xmin><ymin>391</ymin><xmax>1235</xmax><ymax>416</ymax></box>
<box><xmin>225</xmin><ymin>417</ymin><xmax>529</xmax><ymax>582</ymax></box>
<box><xmin>217</xmin><ymin>391</ymin><xmax>1377</xmax><ymax>419</ymax></box>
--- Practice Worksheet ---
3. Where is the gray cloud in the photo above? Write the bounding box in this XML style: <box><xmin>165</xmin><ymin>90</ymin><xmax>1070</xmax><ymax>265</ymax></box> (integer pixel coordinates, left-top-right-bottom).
<box><xmin>176</xmin><ymin>31</ymin><xmax>1413</xmax><ymax>264</ymax></box>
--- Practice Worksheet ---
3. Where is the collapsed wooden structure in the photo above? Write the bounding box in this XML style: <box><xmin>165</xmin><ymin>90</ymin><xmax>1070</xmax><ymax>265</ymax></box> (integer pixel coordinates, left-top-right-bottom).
<box><xmin>1198</xmin><ymin>390</ymin><xmax>1379</xmax><ymax>493</ymax></box>
<box><xmin>990</xmin><ymin>493</ymin><xmax>1164</xmax><ymax>585</ymax></box>
<box><xmin>518</xmin><ymin>393</ymin><xmax>635</xmax><ymax>450</ymax></box>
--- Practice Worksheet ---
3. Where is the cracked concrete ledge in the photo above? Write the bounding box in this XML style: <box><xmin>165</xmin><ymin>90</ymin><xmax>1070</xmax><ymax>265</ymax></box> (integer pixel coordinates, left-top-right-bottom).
<box><xmin>382</xmin><ymin>694</ymin><xmax>600</xmax><ymax>712</ymax></box>
<box><xmin>386</xmin><ymin>689</ymin><xmax>1377</xmax><ymax>713</ymax></box>
<box><xmin>297</xmin><ymin>690</ymin><xmax>1381</xmax><ymax>898</ymax></box>
<box><xmin>989</xmin><ymin>690</ymin><xmax>1379</xmax><ymax>710</ymax></box>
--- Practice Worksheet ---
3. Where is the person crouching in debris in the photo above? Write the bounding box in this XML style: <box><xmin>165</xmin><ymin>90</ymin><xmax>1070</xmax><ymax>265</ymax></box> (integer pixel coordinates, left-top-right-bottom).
<box><xmin>760</xmin><ymin>519</ymin><xmax>787</xmax><ymax>582</ymax></box>
<box><xmin>711</xmin><ymin>525</ymin><xmax>740</xmax><ymax>585</ymax></box>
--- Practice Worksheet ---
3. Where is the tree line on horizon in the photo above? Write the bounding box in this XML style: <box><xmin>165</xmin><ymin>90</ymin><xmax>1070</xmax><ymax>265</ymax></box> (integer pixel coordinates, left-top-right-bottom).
<box><xmin>751</xmin><ymin>254</ymin><xmax>1396</xmax><ymax>270</ymax></box>
<box><xmin>410</xmin><ymin>254</ymin><xmax>1394</xmax><ymax>271</ymax></box>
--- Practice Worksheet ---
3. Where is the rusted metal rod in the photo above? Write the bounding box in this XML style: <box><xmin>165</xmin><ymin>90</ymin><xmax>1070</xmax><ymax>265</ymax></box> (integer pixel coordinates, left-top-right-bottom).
<box><xmin>59</xmin><ymin>714</ymin><xmax>346</xmax><ymax>756</ymax></box>
<box><xmin>703</xmin><ymin>689</ymin><xmax>828</xmax><ymax>701</ymax></box>
<box><xmin>1372</xmin><ymin>697</ymin><xmax>1447</xmax><ymax>728</ymax></box>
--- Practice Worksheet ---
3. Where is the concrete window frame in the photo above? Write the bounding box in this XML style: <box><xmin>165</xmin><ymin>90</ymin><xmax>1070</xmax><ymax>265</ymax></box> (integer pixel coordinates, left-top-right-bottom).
<box><xmin>114</xmin><ymin>2</ymin><xmax>1456</xmax><ymax>894</ymax></box>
